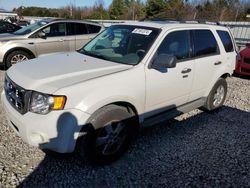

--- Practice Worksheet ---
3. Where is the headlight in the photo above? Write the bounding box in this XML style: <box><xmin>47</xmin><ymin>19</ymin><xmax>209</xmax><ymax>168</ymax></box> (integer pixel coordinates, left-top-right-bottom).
<box><xmin>29</xmin><ymin>91</ymin><xmax>66</xmax><ymax>114</ymax></box>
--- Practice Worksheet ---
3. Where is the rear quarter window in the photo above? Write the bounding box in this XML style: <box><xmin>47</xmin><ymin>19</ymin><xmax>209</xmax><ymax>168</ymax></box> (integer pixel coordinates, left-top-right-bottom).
<box><xmin>87</xmin><ymin>24</ymin><xmax>101</xmax><ymax>34</ymax></box>
<box><xmin>75</xmin><ymin>23</ymin><xmax>88</xmax><ymax>35</ymax></box>
<box><xmin>216</xmin><ymin>30</ymin><xmax>234</xmax><ymax>52</ymax></box>
<box><xmin>193</xmin><ymin>30</ymin><xmax>219</xmax><ymax>57</ymax></box>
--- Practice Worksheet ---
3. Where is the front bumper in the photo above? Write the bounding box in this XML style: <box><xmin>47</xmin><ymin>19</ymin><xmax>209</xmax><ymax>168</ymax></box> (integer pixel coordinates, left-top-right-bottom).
<box><xmin>235</xmin><ymin>62</ymin><xmax>250</xmax><ymax>76</ymax></box>
<box><xmin>1</xmin><ymin>90</ymin><xmax>91</xmax><ymax>153</ymax></box>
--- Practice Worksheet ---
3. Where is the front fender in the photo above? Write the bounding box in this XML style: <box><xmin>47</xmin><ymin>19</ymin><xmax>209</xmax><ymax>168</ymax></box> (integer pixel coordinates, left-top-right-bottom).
<box><xmin>55</xmin><ymin>65</ymin><xmax>146</xmax><ymax>121</ymax></box>
<box><xmin>2</xmin><ymin>41</ymin><xmax>36</xmax><ymax>61</ymax></box>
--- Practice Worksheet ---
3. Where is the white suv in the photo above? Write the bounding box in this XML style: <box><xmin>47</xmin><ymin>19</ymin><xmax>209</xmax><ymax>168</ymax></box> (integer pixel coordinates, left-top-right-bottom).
<box><xmin>1</xmin><ymin>21</ymin><xmax>237</xmax><ymax>164</ymax></box>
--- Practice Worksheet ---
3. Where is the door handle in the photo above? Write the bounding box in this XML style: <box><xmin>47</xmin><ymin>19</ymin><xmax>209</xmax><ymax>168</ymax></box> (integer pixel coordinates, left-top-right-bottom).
<box><xmin>181</xmin><ymin>68</ymin><xmax>192</xmax><ymax>74</ymax></box>
<box><xmin>59</xmin><ymin>39</ymin><xmax>64</xmax><ymax>42</ymax></box>
<box><xmin>214</xmin><ymin>61</ymin><xmax>222</xmax><ymax>65</ymax></box>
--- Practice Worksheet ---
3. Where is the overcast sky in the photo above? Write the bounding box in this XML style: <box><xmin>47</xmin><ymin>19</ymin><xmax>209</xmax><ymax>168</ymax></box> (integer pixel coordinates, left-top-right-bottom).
<box><xmin>0</xmin><ymin>0</ymin><xmax>115</xmax><ymax>11</ymax></box>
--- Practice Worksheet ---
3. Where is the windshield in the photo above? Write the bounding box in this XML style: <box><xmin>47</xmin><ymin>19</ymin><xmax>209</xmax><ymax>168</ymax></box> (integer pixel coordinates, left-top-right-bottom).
<box><xmin>13</xmin><ymin>20</ymin><xmax>49</xmax><ymax>35</ymax></box>
<box><xmin>79</xmin><ymin>25</ymin><xmax>160</xmax><ymax>65</ymax></box>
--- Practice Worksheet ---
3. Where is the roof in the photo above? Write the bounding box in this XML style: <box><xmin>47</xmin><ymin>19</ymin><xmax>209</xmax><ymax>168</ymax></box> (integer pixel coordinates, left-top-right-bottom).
<box><xmin>43</xmin><ymin>18</ymin><xmax>103</xmax><ymax>26</ymax></box>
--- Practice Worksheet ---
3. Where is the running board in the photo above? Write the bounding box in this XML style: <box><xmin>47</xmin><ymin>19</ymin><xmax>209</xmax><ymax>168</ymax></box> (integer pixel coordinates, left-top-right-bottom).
<box><xmin>142</xmin><ymin>98</ymin><xmax>206</xmax><ymax>127</ymax></box>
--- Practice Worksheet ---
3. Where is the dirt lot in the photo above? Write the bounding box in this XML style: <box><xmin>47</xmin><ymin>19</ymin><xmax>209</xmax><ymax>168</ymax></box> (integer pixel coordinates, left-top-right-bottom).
<box><xmin>0</xmin><ymin>69</ymin><xmax>250</xmax><ymax>187</ymax></box>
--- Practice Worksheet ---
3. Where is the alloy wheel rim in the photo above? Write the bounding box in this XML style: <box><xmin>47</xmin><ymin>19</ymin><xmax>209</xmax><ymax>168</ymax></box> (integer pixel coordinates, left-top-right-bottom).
<box><xmin>96</xmin><ymin>121</ymin><xmax>127</xmax><ymax>156</ymax></box>
<box><xmin>213</xmin><ymin>85</ymin><xmax>225</xmax><ymax>107</ymax></box>
<box><xmin>11</xmin><ymin>54</ymin><xmax>28</xmax><ymax>64</ymax></box>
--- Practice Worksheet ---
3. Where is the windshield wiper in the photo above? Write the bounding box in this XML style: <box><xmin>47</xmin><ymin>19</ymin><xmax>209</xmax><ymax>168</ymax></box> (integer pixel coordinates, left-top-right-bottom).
<box><xmin>80</xmin><ymin>49</ymin><xmax>109</xmax><ymax>61</ymax></box>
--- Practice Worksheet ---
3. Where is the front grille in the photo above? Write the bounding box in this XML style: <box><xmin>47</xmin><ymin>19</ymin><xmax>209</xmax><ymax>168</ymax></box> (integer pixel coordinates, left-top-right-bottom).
<box><xmin>4</xmin><ymin>75</ymin><xmax>31</xmax><ymax>114</ymax></box>
<box><xmin>244</xmin><ymin>57</ymin><xmax>250</xmax><ymax>64</ymax></box>
<box><xmin>241</xmin><ymin>68</ymin><xmax>250</xmax><ymax>73</ymax></box>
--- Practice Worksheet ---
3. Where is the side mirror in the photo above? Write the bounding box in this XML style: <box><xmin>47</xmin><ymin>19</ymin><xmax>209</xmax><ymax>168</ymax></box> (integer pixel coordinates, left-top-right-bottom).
<box><xmin>246</xmin><ymin>43</ymin><xmax>250</xmax><ymax>48</ymax></box>
<box><xmin>38</xmin><ymin>31</ymin><xmax>47</xmax><ymax>39</ymax></box>
<box><xmin>151</xmin><ymin>54</ymin><xmax>177</xmax><ymax>70</ymax></box>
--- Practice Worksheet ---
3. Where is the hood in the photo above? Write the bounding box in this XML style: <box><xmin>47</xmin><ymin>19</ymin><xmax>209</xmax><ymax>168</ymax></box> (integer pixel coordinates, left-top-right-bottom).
<box><xmin>7</xmin><ymin>52</ymin><xmax>132</xmax><ymax>94</ymax></box>
<box><xmin>0</xmin><ymin>33</ymin><xmax>26</xmax><ymax>41</ymax></box>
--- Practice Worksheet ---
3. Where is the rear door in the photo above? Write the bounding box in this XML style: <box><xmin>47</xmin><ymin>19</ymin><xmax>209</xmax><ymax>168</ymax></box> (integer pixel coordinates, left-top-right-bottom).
<box><xmin>189</xmin><ymin>29</ymin><xmax>222</xmax><ymax>101</ymax></box>
<box><xmin>34</xmin><ymin>22</ymin><xmax>68</xmax><ymax>56</ymax></box>
<box><xmin>75</xmin><ymin>23</ymin><xmax>102</xmax><ymax>50</ymax></box>
<box><xmin>216</xmin><ymin>30</ymin><xmax>236</xmax><ymax>71</ymax></box>
<box><xmin>75</xmin><ymin>23</ymin><xmax>91</xmax><ymax>50</ymax></box>
<box><xmin>65</xmin><ymin>22</ymin><xmax>77</xmax><ymax>51</ymax></box>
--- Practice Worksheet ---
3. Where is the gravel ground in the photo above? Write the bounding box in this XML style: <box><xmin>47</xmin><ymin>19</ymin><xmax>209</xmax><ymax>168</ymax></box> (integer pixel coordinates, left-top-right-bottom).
<box><xmin>0</xmin><ymin>69</ymin><xmax>250</xmax><ymax>187</ymax></box>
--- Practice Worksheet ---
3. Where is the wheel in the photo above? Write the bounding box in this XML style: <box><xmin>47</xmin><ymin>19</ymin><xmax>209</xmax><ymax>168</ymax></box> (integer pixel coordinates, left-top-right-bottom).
<box><xmin>5</xmin><ymin>50</ymin><xmax>32</xmax><ymax>69</ymax></box>
<box><xmin>77</xmin><ymin>105</ymin><xmax>139</xmax><ymax>165</ymax></box>
<box><xmin>203</xmin><ymin>78</ymin><xmax>227</xmax><ymax>111</ymax></box>
<box><xmin>42</xmin><ymin>149</ymin><xmax>73</xmax><ymax>159</ymax></box>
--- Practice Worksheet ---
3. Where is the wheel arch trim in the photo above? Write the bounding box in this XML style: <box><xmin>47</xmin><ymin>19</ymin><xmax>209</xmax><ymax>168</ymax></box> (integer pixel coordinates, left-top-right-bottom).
<box><xmin>3</xmin><ymin>47</ymin><xmax>36</xmax><ymax>64</ymax></box>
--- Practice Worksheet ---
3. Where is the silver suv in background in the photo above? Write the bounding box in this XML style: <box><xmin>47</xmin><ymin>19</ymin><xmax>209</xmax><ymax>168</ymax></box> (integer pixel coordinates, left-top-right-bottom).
<box><xmin>0</xmin><ymin>19</ymin><xmax>103</xmax><ymax>68</ymax></box>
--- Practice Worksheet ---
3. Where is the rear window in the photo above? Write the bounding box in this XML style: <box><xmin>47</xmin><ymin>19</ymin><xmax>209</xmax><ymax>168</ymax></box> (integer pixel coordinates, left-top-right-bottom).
<box><xmin>75</xmin><ymin>23</ymin><xmax>88</xmax><ymax>35</ymax></box>
<box><xmin>193</xmin><ymin>30</ymin><xmax>219</xmax><ymax>57</ymax></box>
<box><xmin>217</xmin><ymin>30</ymin><xmax>234</xmax><ymax>52</ymax></box>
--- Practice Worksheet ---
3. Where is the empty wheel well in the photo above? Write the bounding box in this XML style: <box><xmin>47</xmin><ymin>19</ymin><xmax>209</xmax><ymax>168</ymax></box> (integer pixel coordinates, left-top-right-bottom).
<box><xmin>112</xmin><ymin>102</ymin><xmax>138</xmax><ymax>116</ymax></box>
<box><xmin>4</xmin><ymin>48</ymin><xmax>35</xmax><ymax>63</ymax></box>
<box><xmin>220</xmin><ymin>73</ymin><xmax>230</xmax><ymax>79</ymax></box>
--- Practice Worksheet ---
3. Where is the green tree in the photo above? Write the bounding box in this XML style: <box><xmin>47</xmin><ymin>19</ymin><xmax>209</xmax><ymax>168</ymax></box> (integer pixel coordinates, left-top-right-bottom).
<box><xmin>89</xmin><ymin>0</ymin><xmax>109</xmax><ymax>19</ymax></box>
<box><xmin>145</xmin><ymin>0</ymin><xmax>167</xmax><ymax>19</ymax></box>
<box><xmin>123</xmin><ymin>0</ymin><xmax>145</xmax><ymax>20</ymax></box>
<box><xmin>109</xmin><ymin>0</ymin><xmax>126</xmax><ymax>19</ymax></box>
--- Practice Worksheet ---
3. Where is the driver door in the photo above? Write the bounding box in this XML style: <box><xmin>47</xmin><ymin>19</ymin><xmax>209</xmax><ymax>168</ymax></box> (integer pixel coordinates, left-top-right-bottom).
<box><xmin>145</xmin><ymin>30</ymin><xmax>194</xmax><ymax>116</ymax></box>
<box><xmin>34</xmin><ymin>22</ymin><xmax>69</xmax><ymax>56</ymax></box>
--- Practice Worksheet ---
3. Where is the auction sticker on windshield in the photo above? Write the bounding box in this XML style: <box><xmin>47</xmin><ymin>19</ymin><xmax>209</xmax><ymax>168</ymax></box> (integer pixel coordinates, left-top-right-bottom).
<box><xmin>132</xmin><ymin>28</ymin><xmax>152</xmax><ymax>35</ymax></box>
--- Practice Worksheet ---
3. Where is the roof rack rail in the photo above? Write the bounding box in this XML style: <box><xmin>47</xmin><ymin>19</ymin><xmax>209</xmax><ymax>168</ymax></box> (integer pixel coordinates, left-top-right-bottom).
<box><xmin>140</xmin><ymin>18</ymin><xmax>221</xmax><ymax>25</ymax></box>
<box><xmin>139</xmin><ymin>18</ymin><xmax>178</xmax><ymax>23</ymax></box>
<box><xmin>179</xmin><ymin>19</ymin><xmax>220</xmax><ymax>25</ymax></box>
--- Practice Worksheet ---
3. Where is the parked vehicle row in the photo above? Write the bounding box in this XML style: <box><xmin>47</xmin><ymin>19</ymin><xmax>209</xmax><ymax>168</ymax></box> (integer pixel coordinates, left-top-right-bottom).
<box><xmin>1</xmin><ymin>21</ymin><xmax>237</xmax><ymax>165</ymax></box>
<box><xmin>0</xmin><ymin>19</ymin><xmax>104</xmax><ymax>68</ymax></box>
<box><xmin>0</xmin><ymin>20</ymin><xmax>21</xmax><ymax>34</ymax></box>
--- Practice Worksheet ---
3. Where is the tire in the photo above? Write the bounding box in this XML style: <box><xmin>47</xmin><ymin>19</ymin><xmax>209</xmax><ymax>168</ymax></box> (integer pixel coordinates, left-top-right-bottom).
<box><xmin>5</xmin><ymin>50</ymin><xmax>32</xmax><ymax>69</ymax></box>
<box><xmin>42</xmin><ymin>149</ymin><xmax>73</xmax><ymax>159</ymax></box>
<box><xmin>77</xmin><ymin>105</ymin><xmax>139</xmax><ymax>165</ymax></box>
<box><xmin>202</xmin><ymin>78</ymin><xmax>227</xmax><ymax>111</ymax></box>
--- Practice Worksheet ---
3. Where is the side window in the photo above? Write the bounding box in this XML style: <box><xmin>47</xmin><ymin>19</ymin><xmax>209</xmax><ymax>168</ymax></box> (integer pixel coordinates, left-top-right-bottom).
<box><xmin>157</xmin><ymin>30</ymin><xmax>190</xmax><ymax>61</ymax></box>
<box><xmin>87</xmin><ymin>24</ymin><xmax>101</xmax><ymax>34</ymax></box>
<box><xmin>66</xmin><ymin>23</ymin><xmax>75</xmax><ymax>35</ymax></box>
<box><xmin>0</xmin><ymin>23</ymin><xmax>6</xmax><ymax>32</ymax></box>
<box><xmin>6</xmin><ymin>23</ymin><xmax>15</xmax><ymax>31</ymax></box>
<box><xmin>75</xmin><ymin>23</ymin><xmax>88</xmax><ymax>35</ymax></box>
<box><xmin>217</xmin><ymin>30</ymin><xmax>234</xmax><ymax>52</ymax></box>
<box><xmin>193</xmin><ymin>30</ymin><xmax>219</xmax><ymax>57</ymax></box>
<box><xmin>42</xmin><ymin>23</ymin><xmax>66</xmax><ymax>37</ymax></box>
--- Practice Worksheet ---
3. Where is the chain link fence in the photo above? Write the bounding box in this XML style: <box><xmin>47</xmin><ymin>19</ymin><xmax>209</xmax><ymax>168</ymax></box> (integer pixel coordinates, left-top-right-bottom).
<box><xmin>221</xmin><ymin>21</ymin><xmax>250</xmax><ymax>50</ymax></box>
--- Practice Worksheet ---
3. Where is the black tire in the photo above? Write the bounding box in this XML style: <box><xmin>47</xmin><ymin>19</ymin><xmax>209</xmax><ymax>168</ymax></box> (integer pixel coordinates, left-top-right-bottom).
<box><xmin>5</xmin><ymin>50</ymin><xmax>32</xmax><ymax>69</ymax></box>
<box><xmin>77</xmin><ymin>105</ymin><xmax>139</xmax><ymax>165</ymax></box>
<box><xmin>202</xmin><ymin>78</ymin><xmax>227</xmax><ymax>111</ymax></box>
<box><xmin>42</xmin><ymin>149</ymin><xmax>73</xmax><ymax>159</ymax></box>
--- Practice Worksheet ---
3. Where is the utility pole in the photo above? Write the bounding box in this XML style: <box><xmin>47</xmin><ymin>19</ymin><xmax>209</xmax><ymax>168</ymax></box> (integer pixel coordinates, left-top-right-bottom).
<box><xmin>132</xmin><ymin>0</ymin><xmax>135</xmax><ymax>20</ymax></box>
